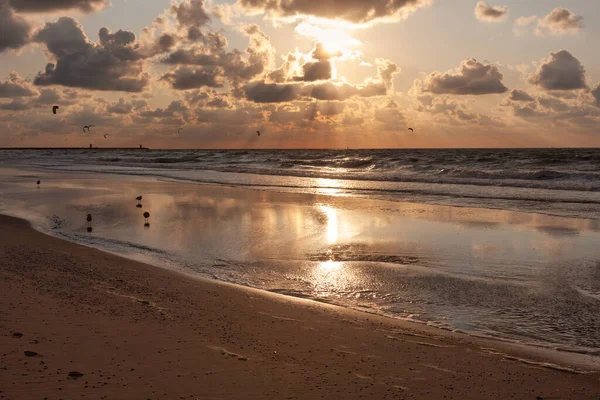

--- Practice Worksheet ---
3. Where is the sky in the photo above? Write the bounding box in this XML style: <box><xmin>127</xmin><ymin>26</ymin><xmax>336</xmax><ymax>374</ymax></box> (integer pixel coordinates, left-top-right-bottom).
<box><xmin>0</xmin><ymin>0</ymin><xmax>599</xmax><ymax>148</ymax></box>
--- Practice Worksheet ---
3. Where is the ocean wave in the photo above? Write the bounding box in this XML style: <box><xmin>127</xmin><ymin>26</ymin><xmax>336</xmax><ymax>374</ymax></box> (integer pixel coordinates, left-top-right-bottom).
<box><xmin>435</xmin><ymin>167</ymin><xmax>588</xmax><ymax>181</ymax></box>
<box><xmin>4</xmin><ymin>148</ymin><xmax>600</xmax><ymax>207</ymax></box>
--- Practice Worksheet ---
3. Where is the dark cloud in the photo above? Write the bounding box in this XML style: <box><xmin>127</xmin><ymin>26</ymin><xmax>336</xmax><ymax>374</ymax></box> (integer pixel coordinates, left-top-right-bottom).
<box><xmin>162</xmin><ymin>48</ymin><xmax>220</xmax><ymax>66</ymax></box>
<box><xmin>238</xmin><ymin>0</ymin><xmax>431</xmax><ymax>24</ymax></box>
<box><xmin>98</xmin><ymin>27</ymin><xmax>136</xmax><ymax>47</ymax></box>
<box><xmin>528</xmin><ymin>50</ymin><xmax>586</xmax><ymax>91</ymax></box>
<box><xmin>7</xmin><ymin>0</ymin><xmax>108</xmax><ymax>13</ymax></box>
<box><xmin>244</xmin><ymin>81</ymin><xmax>302</xmax><ymax>103</ymax></box>
<box><xmin>422</xmin><ymin>58</ymin><xmax>508</xmax><ymax>95</ymax></box>
<box><xmin>290</xmin><ymin>42</ymin><xmax>340</xmax><ymax>82</ymax></box>
<box><xmin>474</xmin><ymin>1</ymin><xmax>508</xmax><ymax>22</ymax></box>
<box><xmin>160</xmin><ymin>66</ymin><xmax>224</xmax><ymax>90</ymax></box>
<box><xmin>536</xmin><ymin>8</ymin><xmax>583</xmax><ymax>36</ymax></box>
<box><xmin>34</xmin><ymin>16</ymin><xmax>89</xmax><ymax>56</ymax></box>
<box><xmin>33</xmin><ymin>17</ymin><xmax>149</xmax><ymax>92</ymax></box>
<box><xmin>0</xmin><ymin>3</ymin><xmax>31</xmax><ymax>53</ymax></box>
<box><xmin>501</xmin><ymin>90</ymin><xmax>600</xmax><ymax>126</ymax></box>
<box><xmin>0</xmin><ymin>72</ymin><xmax>36</xmax><ymax>97</ymax></box>
<box><xmin>160</xmin><ymin>24</ymin><xmax>274</xmax><ymax>91</ymax></box>
<box><xmin>169</xmin><ymin>0</ymin><xmax>211</xmax><ymax>28</ymax></box>
<box><xmin>293</xmin><ymin>60</ymin><xmax>332</xmax><ymax>82</ymax></box>
<box><xmin>245</xmin><ymin>57</ymin><xmax>398</xmax><ymax>103</ymax></box>
<box><xmin>156</xmin><ymin>33</ymin><xmax>176</xmax><ymax>52</ymax></box>
<box><xmin>592</xmin><ymin>83</ymin><xmax>600</xmax><ymax>107</ymax></box>
<box><xmin>508</xmin><ymin>89</ymin><xmax>534</xmax><ymax>102</ymax></box>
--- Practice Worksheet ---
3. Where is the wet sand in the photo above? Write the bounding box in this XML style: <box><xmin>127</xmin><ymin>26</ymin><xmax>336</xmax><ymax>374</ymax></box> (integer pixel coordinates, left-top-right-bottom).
<box><xmin>1</xmin><ymin>214</ymin><xmax>599</xmax><ymax>399</ymax></box>
<box><xmin>2</xmin><ymin>167</ymin><xmax>600</xmax><ymax>352</ymax></box>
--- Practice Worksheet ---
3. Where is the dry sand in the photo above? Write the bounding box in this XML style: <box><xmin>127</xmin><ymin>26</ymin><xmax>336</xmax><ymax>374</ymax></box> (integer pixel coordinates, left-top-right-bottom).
<box><xmin>1</xmin><ymin>214</ymin><xmax>599</xmax><ymax>399</ymax></box>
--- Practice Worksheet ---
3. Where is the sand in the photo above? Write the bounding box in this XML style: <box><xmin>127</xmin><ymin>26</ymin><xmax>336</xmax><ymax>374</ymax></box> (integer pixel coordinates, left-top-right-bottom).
<box><xmin>1</xmin><ymin>214</ymin><xmax>599</xmax><ymax>400</ymax></box>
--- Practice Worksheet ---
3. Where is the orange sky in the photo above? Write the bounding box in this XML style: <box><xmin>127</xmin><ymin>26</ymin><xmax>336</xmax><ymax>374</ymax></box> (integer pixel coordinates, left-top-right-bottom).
<box><xmin>0</xmin><ymin>0</ymin><xmax>599</xmax><ymax>148</ymax></box>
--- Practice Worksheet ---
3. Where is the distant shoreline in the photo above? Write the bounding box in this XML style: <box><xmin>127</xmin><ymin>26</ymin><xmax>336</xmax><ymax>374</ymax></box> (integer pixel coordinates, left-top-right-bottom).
<box><xmin>1</xmin><ymin>147</ymin><xmax>599</xmax><ymax>151</ymax></box>
<box><xmin>0</xmin><ymin>147</ymin><xmax>150</xmax><ymax>150</ymax></box>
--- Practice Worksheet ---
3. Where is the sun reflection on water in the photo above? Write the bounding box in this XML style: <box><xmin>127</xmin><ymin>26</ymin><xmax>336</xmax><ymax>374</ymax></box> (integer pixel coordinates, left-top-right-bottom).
<box><xmin>319</xmin><ymin>259</ymin><xmax>342</xmax><ymax>272</ymax></box>
<box><xmin>319</xmin><ymin>205</ymin><xmax>338</xmax><ymax>244</ymax></box>
<box><xmin>313</xmin><ymin>178</ymin><xmax>347</xmax><ymax>197</ymax></box>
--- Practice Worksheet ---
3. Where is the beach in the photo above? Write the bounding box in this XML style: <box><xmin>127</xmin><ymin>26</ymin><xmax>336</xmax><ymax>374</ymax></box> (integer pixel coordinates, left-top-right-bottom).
<box><xmin>1</xmin><ymin>0</ymin><xmax>600</xmax><ymax>393</ymax></box>
<box><xmin>2</xmin><ymin>214</ymin><xmax>600</xmax><ymax>399</ymax></box>
<box><xmin>1</xmin><ymin>152</ymin><xmax>600</xmax><ymax>399</ymax></box>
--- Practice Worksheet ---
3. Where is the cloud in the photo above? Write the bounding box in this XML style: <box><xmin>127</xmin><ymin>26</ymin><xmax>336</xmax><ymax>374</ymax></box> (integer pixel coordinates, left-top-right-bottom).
<box><xmin>537</xmin><ymin>96</ymin><xmax>569</xmax><ymax>112</ymax></box>
<box><xmin>106</xmin><ymin>98</ymin><xmax>135</xmax><ymax>115</ymax></box>
<box><xmin>236</xmin><ymin>0</ymin><xmax>432</xmax><ymax>24</ymax></box>
<box><xmin>411</xmin><ymin>91</ymin><xmax>504</xmax><ymax>127</ymax></box>
<box><xmin>0</xmin><ymin>99</ymin><xmax>30</xmax><ymax>111</ymax></box>
<box><xmin>302</xmin><ymin>101</ymin><xmax>346</xmax><ymax>122</ymax></box>
<box><xmin>288</xmin><ymin>43</ymin><xmax>337</xmax><ymax>82</ymax></box>
<box><xmin>0</xmin><ymin>72</ymin><xmax>36</xmax><ymax>97</ymax></box>
<box><xmin>139</xmin><ymin>100</ymin><xmax>188</xmax><ymax>120</ymax></box>
<box><xmin>421</xmin><ymin>58</ymin><xmax>508</xmax><ymax>95</ymax></box>
<box><xmin>293</xmin><ymin>60</ymin><xmax>332</xmax><ymax>82</ymax></box>
<box><xmin>513</xmin><ymin>15</ymin><xmax>537</xmax><ymax>36</ymax></box>
<box><xmin>508</xmin><ymin>89</ymin><xmax>534</xmax><ymax>102</ymax></box>
<box><xmin>474</xmin><ymin>2</ymin><xmax>508</xmax><ymax>22</ymax></box>
<box><xmin>0</xmin><ymin>3</ymin><xmax>32</xmax><ymax>53</ymax></box>
<box><xmin>309</xmin><ymin>82</ymin><xmax>358</xmax><ymax>101</ymax></box>
<box><xmin>6</xmin><ymin>0</ymin><xmax>108</xmax><ymax>13</ymax></box>
<box><xmin>160</xmin><ymin>66</ymin><xmax>224</xmax><ymax>90</ymax></box>
<box><xmin>244</xmin><ymin>81</ymin><xmax>303</xmax><ymax>103</ymax></box>
<box><xmin>500</xmin><ymin>88</ymin><xmax>600</xmax><ymax>127</ymax></box>
<box><xmin>536</xmin><ymin>8</ymin><xmax>583</xmax><ymax>36</ymax></box>
<box><xmin>528</xmin><ymin>50</ymin><xmax>586</xmax><ymax>91</ymax></box>
<box><xmin>160</xmin><ymin>24</ymin><xmax>275</xmax><ymax>91</ymax></box>
<box><xmin>244</xmin><ymin>57</ymin><xmax>399</xmax><ymax>103</ymax></box>
<box><xmin>170</xmin><ymin>0</ymin><xmax>211</xmax><ymax>30</ymax></box>
<box><xmin>592</xmin><ymin>83</ymin><xmax>600</xmax><ymax>107</ymax></box>
<box><xmin>33</xmin><ymin>17</ymin><xmax>150</xmax><ymax>92</ymax></box>
<box><xmin>374</xmin><ymin>100</ymin><xmax>405</xmax><ymax>129</ymax></box>
<box><xmin>184</xmin><ymin>89</ymin><xmax>232</xmax><ymax>108</ymax></box>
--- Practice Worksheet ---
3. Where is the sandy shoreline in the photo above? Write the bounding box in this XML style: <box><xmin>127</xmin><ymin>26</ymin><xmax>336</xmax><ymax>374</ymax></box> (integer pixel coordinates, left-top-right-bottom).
<box><xmin>1</xmin><ymin>214</ymin><xmax>599</xmax><ymax>399</ymax></box>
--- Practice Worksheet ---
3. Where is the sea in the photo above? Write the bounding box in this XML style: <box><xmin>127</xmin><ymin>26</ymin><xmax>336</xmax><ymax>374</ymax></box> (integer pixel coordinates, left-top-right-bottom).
<box><xmin>2</xmin><ymin>148</ymin><xmax>600</xmax><ymax>219</ymax></box>
<box><xmin>1</xmin><ymin>148</ymin><xmax>599</xmax><ymax>365</ymax></box>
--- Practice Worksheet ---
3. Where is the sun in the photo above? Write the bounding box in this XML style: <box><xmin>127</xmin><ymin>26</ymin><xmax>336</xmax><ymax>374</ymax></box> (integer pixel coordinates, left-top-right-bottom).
<box><xmin>318</xmin><ymin>29</ymin><xmax>356</xmax><ymax>56</ymax></box>
<box><xmin>295</xmin><ymin>21</ymin><xmax>361</xmax><ymax>59</ymax></box>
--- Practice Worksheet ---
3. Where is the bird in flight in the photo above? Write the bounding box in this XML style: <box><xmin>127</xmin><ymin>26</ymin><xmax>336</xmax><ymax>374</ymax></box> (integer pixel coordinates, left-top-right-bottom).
<box><xmin>257</xmin><ymin>130</ymin><xmax>261</xmax><ymax>137</ymax></box>
<box><xmin>52</xmin><ymin>105</ymin><xmax>59</xmax><ymax>115</ymax></box>
<box><xmin>83</xmin><ymin>125</ymin><xmax>95</xmax><ymax>132</ymax></box>
<box><xmin>408</xmin><ymin>128</ymin><xmax>414</xmax><ymax>132</ymax></box>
